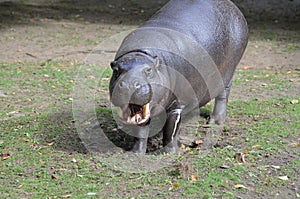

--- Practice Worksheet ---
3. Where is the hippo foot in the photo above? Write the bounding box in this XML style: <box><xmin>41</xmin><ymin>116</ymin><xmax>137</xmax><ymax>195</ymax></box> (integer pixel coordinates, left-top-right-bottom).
<box><xmin>208</xmin><ymin>115</ymin><xmax>229</xmax><ymax>125</ymax></box>
<box><xmin>161</xmin><ymin>142</ymin><xmax>179</xmax><ymax>154</ymax></box>
<box><xmin>130</xmin><ymin>147</ymin><xmax>147</xmax><ymax>154</ymax></box>
<box><xmin>130</xmin><ymin>138</ymin><xmax>148</xmax><ymax>154</ymax></box>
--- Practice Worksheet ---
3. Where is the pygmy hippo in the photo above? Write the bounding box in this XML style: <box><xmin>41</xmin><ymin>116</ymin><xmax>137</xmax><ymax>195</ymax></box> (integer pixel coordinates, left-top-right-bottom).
<box><xmin>109</xmin><ymin>0</ymin><xmax>248</xmax><ymax>154</ymax></box>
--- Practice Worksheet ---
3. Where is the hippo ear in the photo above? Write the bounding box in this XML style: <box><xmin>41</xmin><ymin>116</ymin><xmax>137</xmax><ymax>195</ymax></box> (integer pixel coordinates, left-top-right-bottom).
<box><xmin>110</xmin><ymin>61</ymin><xmax>119</xmax><ymax>70</ymax></box>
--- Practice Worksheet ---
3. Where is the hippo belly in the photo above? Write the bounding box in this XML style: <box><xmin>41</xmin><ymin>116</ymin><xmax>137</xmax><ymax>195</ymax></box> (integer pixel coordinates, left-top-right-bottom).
<box><xmin>109</xmin><ymin>0</ymin><xmax>248</xmax><ymax>154</ymax></box>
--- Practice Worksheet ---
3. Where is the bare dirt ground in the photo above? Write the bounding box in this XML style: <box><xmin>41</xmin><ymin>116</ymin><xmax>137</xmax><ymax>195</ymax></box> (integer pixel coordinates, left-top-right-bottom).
<box><xmin>0</xmin><ymin>0</ymin><xmax>299</xmax><ymax>198</ymax></box>
<box><xmin>0</xmin><ymin>0</ymin><xmax>299</xmax><ymax>100</ymax></box>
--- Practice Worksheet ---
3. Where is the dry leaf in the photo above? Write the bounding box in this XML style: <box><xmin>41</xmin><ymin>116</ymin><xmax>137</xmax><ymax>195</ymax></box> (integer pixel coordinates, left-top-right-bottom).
<box><xmin>234</xmin><ymin>184</ymin><xmax>248</xmax><ymax>189</ymax></box>
<box><xmin>191</xmin><ymin>175</ymin><xmax>198</xmax><ymax>182</ymax></box>
<box><xmin>48</xmin><ymin>142</ymin><xmax>54</xmax><ymax>146</ymax></box>
<box><xmin>278</xmin><ymin>176</ymin><xmax>289</xmax><ymax>181</ymax></box>
<box><xmin>275</xmin><ymin>103</ymin><xmax>281</xmax><ymax>107</ymax></box>
<box><xmin>220</xmin><ymin>164</ymin><xmax>231</xmax><ymax>169</ymax></box>
<box><xmin>235</xmin><ymin>152</ymin><xmax>246</xmax><ymax>163</ymax></box>
<box><xmin>290</xmin><ymin>99</ymin><xmax>299</xmax><ymax>104</ymax></box>
<box><xmin>172</xmin><ymin>183</ymin><xmax>180</xmax><ymax>188</ymax></box>
<box><xmin>51</xmin><ymin>174</ymin><xmax>58</xmax><ymax>179</ymax></box>
<box><xmin>271</xmin><ymin>165</ymin><xmax>281</xmax><ymax>169</ymax></box>
<box><xmin>243</xmin><ymin>66</ymin><xmax>252</xmax><ymax>70</ymax></box>
<box><xmin>62</xmin><ymin>194</ymin><xmax>72</xmax><ymax>198</ymax></box>
<box><xmin>194</xmin><ymin>139</ymin><xmax>203</xmax><ymax>145</ymax></box>
<box><xmin>7</xmin><ymin>110</ymin><xmax>19</xmax><ymax>115</ymax></box>
<box><xmin>36</xmin><ymin>173</ymin><xmax>42</xmax><ymax>178</ymax></box>
<box><xmin>22</xmin><ymin>138</ymin><xmax>30</xmax><ymax>142</ymax></box>
<box><xmin>2</xmin><ymin>153</ymin><xmax>10</xmax><ymax>160</ymax></box>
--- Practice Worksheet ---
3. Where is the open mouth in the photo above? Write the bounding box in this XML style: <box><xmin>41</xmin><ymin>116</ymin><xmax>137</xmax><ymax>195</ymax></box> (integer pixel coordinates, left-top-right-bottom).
<box><xmin>116</xmin><ymin>103</ymin><xmax>150</xmax><ymax>125</ymax></box>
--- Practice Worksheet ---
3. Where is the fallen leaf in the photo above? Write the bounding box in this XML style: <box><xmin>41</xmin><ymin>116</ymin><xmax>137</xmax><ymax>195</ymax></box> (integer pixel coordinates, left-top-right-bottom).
<box><xmin>252</xmin><ymin>116</ymin><xmax>259</xmax><ymax>121</ymax></box>
<box><xmin>275</xmin><ymin>103</ymin><xmax>281</xmax><ymax>107</ymax></box>
<box><xmin>17</xmin><ymin>185</ymin><xmax>23</xmax><ymax>189</ymax></box>
<box><xmin>36</xmin><ymin>173</ymin><xmax>42</xmax><ymax>178</ymax></box>
<box><xmin>278</xmin><ymin>176</ymin><xmax>289</xmax><ymax>181</ymax></box>
<box><xmin>48</xmin><ymin>142</ymin><xmax>54</xmax><ymax>146</ymax></box>
<box><xmin>235</xmin><ymin>152</ymin><xmax>246</xmax><ymax>163</ymax></box>
<box><xmin>51</xmin><ymin>174</ymin><xmax>58</xmax><ymax>179</ymax></box>
<box><xmin>270</xmin><ymin>165</ymin><xmax>281</xmax><ymax>169</ymax></box>
<box><xmin>191</xmin><ymin>175</ymin><xmax>198</xmax><ymax>182</ymax></box>
<box><xmin>220</xmin><ymin>164</ymin><xmax>231</xmax><ymax>169</ymax></box>
<box><xmin>194</xmin><ymin>139</ymin><xmax>203</xmax><ymax>145</ymax></box>
<box><xmin>172</xmin><ymin>183</ymin><xmax>180</xmax><ymax>188</ymax></box>
<box><xmin>243</xmin><ymin>66</ymin><xmax>252</xmax><ymax>70</ymax></box>
<box><xmin>290</xmin><ymin>99</ymin><xmax>299</xmax><ymax>104</ymax></box>
<box><xmin>62</xmin><ymin>194</ymin><xmax>72</xmax><ymax>198</ymax></box>
<box><xmin>7</xmin><ymin>110</ymin><xmax>20</xmax><ymax>115</ymax></box>
<box><xmin>2</xmin><ymin>153</ymin><xmax>11</xmax><ymax>160</ymax></box>
<box><xmin>234</xmin><ymin>184</ymin><xmax>248</xmax><ymax>189</ymax></box>
<box><xmin>22</xmin><ymin>138</ymin><xmax>30</xmax><ymax>142</ymax></box>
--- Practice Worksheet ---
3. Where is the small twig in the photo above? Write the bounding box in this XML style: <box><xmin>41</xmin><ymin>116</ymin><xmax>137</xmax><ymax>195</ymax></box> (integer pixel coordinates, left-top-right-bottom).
<box><xmin>25</xmin><ymin>52</ymin><xmax>37</xmax><ymax>58</ymax></box>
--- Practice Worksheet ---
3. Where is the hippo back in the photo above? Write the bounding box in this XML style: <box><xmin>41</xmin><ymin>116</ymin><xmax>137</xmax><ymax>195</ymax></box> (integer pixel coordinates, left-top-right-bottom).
<box><xmin>115</xmin><ymin>0</ymin><xmax>248</xmax><ymax>108</ymax></box>
<box><xmin>146</xmin><ymin>0</ymin><xmax>247</xmax><ymax>82</ymax></box>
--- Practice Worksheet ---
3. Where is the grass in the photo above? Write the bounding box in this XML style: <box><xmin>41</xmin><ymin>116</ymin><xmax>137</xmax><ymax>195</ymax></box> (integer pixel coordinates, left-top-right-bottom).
<box><xmin>0</xmin><ymin>60</ymin><xmax>299</xmax><ymax>198</ymax></box>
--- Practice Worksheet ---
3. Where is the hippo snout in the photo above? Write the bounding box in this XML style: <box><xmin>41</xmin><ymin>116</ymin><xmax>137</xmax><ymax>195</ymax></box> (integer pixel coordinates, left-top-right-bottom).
<box><xmin>111</xmin><ymin>79</ymin><xmax>153</xmax><ymax>125</ymax></box>
<box><xmin>130</xmin><ymin>83</ymin><xmax>152</xmax><ymax>106</ymax></box>
<box><xmin>112</xmin><ymin>79</ymin><xmax>152</xmax><ymax>106</ymax></box>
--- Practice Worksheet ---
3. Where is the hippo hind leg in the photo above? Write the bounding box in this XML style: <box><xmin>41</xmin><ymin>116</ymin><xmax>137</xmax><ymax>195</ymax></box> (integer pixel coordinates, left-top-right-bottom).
<box><xmin>209</xmin><ymin>80</ymin><xmax>232</xmax><ymax>125</ymax></box>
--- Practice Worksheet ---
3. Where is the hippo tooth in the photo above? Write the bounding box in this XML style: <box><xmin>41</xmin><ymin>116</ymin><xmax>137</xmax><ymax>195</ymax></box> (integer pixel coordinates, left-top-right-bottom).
<box><xmin>142</xmin><ymin>103</ymin><xmax>150</xmax><ymax>118</ymax></box>
<box><xmin>135</xmin><ymin>114</ymin><xmax>142</xmax><ymax>123</ymax></box>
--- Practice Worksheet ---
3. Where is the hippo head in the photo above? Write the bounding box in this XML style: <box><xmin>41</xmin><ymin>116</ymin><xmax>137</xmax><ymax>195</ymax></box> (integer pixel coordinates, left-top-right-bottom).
<box><xmin>109</xmin><ymin>52</ymin><xmax>169</xmax><ymax>126</ymax></box>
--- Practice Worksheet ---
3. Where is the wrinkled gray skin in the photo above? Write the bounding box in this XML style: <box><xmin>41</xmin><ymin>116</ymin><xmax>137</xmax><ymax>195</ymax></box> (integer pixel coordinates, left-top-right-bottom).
<box><xmin>109</xmin><ymin>0</ymin><xmax>248</xmax><ymax>154</ymax></box>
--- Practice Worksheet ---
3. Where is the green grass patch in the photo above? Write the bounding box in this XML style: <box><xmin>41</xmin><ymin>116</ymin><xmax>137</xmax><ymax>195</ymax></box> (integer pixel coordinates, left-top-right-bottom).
<box><xmin>0</xmin><ymin>61</ymin><xmax>299</xmax><ymax>198</ymax></box>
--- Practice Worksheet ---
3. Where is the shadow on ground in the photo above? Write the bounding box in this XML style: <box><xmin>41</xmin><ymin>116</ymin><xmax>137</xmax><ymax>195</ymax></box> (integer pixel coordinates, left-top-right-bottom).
<box><xmin>0</xmin><ymin>0</ymin><xmax>299</xmax><ymax>29</ymax></box>
<box><xmin>0</xmin><ymin>0</ymin><xmax>167</xmax><ymax>28</ymax></box>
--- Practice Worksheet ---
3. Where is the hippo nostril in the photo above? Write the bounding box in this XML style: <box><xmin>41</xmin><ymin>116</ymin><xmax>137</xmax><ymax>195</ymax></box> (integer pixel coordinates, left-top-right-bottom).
<box><xmin>134</xmin><ymin>81</ymin><xmax>141</xmax><ymax>89</ymax></box>
<box><xmin>119</xmin><ymin>81</ymin><xmax>127</xmax><ymax>88</ymax></box>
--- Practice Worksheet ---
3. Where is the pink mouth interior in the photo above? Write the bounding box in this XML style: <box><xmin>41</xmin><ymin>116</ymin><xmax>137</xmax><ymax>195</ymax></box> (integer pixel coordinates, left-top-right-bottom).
<box><xmin>117</xmin><ymin>103</ymin><xmax>150</xmax><ymax>125</ymax></box>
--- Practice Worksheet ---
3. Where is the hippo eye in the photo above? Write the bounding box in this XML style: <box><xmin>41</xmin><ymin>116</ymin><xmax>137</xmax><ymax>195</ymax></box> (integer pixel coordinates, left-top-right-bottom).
<box><xmin>144</xmin><ymin>67</ymin><xmax>153</xmax><ymax>78</ymax></box>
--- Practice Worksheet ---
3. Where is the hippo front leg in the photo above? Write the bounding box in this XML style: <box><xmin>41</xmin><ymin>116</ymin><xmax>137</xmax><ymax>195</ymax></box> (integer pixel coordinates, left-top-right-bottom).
<box><xmin>130</xmin><ymin>125</ymin><xmax>149</xmax><ymax>154</ymax></box>
<box><xmin>162</xmin><ymin>108</ymin><xmax>182</xmax><ymax>153</ymax></box>
<box><xmin>209</xmin><ymin>80</ymin><xmax>232</xmax><ymax>125</ymax></box>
